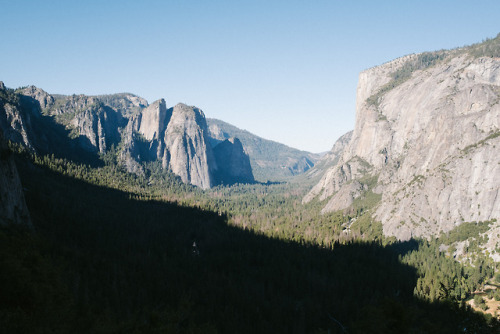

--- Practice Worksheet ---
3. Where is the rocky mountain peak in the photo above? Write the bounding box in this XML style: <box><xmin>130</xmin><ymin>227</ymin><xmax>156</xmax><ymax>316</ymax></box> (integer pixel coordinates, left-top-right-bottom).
<box><xmin>97</xmin><ymin>93</ymin><xmax>149</xmax><ymax>116</ymax></box>
<box><xmin>163</xmin><ymin>104</ymin><xmax>216</xmax><ymax>189</ymax></box>
<box><xmin>49</xmin><ymin>94</ymin><xmax>101</xmax><ymax>116</ymax></box>
<box><xmin>20</xmin><ymin>85</ymin><xmax>55</xmax><ymax>110</ymax></box>
<box><xmin>1</xmin><ymin>83</ymin><xmax>257</xmax><ymax>189</ymax></box>
<box><xmin>170</xmin><ymin>103</ymin><xmax>207</xmax><ymax>129</ymax></box>
<box><xmin>120</xmin><ymin>101</ymin><xmax>230</xmax><ymax>189</ymax></box>
<box><xmin>138</xmin><ymin>99</ymin><xmax>168</xmax><ymax>141</ymax></box>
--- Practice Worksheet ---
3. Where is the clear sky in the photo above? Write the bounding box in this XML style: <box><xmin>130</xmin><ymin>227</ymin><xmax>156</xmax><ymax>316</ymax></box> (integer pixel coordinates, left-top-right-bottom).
<box><xmin>1</xmin><ymin>1</ymin><xmax>499</xmax><ymax>153</ymax></box>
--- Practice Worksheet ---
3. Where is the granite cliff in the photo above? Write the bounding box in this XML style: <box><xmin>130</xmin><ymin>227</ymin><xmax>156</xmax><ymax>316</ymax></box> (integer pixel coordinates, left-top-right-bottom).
<box><xmin>121</xmin><ymin>101</ymin><xmax>219</xmax><ymax>189</ymax></box>
<box><xmin>213</xmin><ymin>137</ymin><xmax>254</xmax><ymax>185</ymax></box>
<box><xmin>303</xmin><ymin>130</ymin><xmax>353</xmax><ymax>183</ymax></box>
<box><xmin>207</xmin><ymin>118</ymin><xmax>319</xmax><ymax>182</ymax></box>
<box><xmin>305</xmin><ymin>35</ymin><xmax>500</xmax><ymax>240</ymax></box>
<box><xmin>0</xmin><ymin>119</ymin><xmax>31</xmax><ymax>226</ymax></box>
<box><xmin>0</xmin><ymin>84</ymin><xmax>256</xmax><ymax>188</ymax></box>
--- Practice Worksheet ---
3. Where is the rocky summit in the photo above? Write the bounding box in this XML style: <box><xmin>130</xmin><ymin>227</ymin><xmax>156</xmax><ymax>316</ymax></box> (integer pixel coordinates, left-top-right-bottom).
<box><xmin>305</xmin><ymin>36</ymin><xmax>500</xmax><ymax>240</ymax></box>
<box><xmin>0</xmin><ymin>84</ymin><xmax>256</xmax><ymax>189</ymax></box>
<box><xmin>122</xmin><ymin>102</ymin><xmax>219</xmax><ymax>189</ymax></box>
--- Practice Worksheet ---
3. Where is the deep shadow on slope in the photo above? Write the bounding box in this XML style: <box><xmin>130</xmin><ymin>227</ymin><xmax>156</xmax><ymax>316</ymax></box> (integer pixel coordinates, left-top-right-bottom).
<box><xmin>1</xmin><ymin>157</ymin><xmax>499</xmax><ymax>333</ymax></box>
<box><xmin>1</xmin><ymin>91</ymin><xmax>103</xmax><ymax>166</ymax></box>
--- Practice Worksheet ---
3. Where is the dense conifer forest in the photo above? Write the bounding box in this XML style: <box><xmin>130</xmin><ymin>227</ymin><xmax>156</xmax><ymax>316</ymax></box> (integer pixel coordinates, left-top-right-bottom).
<box><xmin>1</xmin><ymin>145</ymin><xmax>499</xmax><ymax>333</ymax></box>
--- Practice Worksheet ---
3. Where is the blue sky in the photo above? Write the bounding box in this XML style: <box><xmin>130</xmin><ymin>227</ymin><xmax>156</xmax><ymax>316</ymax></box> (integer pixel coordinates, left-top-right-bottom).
<box><xmin>1</xmin><ymin>1</ymin><xmax>499</xmax><ymax>152</ymax></box>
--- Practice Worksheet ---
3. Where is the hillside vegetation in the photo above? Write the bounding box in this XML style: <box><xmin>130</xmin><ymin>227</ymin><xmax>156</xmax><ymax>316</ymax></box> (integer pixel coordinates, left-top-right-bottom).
<box><xmin>1</xmin><ymin>146</ymin><xmax>499</xmax><ymax>332</ymax></box>
<box><xmin>207</xmin><ymin>118</ymin><xmax>319</xmax><ymax>182</ymax></box>
<box><xmin>2</xmin><ymin>33</ymin><xmax>500</xmax><ymax>332</ymax></box>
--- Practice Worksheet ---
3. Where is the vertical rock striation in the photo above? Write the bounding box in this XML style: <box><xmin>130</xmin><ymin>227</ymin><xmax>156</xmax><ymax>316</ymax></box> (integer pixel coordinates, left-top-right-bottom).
<box><xmin>1</xmin><ymin>83</ymin><xmax>255</xmax><ymax>188</ymax></box>
<box><xmin>213</xmin><ymin>137</ymin><xmax>254</xmax><ymax>185</ymax></box>
<box><xmin>305</xmin><ymin>37</ymin><xmax>500</xmax><ymax>240</ymax></box>
<box><xmin>69</xmin><ymin>102</ymin><xmax>122</xmax><ymax>153</ymax></box>
<box><xmin>121</xmin><ymin>102</ymin><xmax>221</xmax><ymax>189</ymax></box>
<box><xmin>162</xmin><ymin>104</ymin><xmax>217</xmax><ymax>189</ymax></box>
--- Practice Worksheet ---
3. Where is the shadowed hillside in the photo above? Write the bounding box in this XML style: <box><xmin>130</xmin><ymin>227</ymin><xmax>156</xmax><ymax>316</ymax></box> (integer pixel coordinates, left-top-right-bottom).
<box><xmin>0</xmin><ymin>153</ymin><xmax>498</xmax><ymax>333</ymax></box>
<box><xmin>207</xmin><ymin>118</ymin><xmax>319</xmax><ymax>182</ymax></box>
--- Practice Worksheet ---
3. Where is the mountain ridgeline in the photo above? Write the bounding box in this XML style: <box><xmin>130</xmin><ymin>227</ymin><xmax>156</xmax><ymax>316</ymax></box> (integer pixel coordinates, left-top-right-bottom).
<box><xmin>305</xmin><ymin>34</ymin><xmax>500</xmax><ymax>244</ymax></box>
<box><xmin>0</xmin><ymin>86</ymin><xmax>270</xmax><ymax>188</ymax></box>
<box><xmin>2</xmin><ymin>36</ymin><xmax>500</xmax><ymax>332</ymax></box>
<box><xmin>207</xmin><ymin>118</ymin><xmax>320</xmax><ymax>182</ymax></box>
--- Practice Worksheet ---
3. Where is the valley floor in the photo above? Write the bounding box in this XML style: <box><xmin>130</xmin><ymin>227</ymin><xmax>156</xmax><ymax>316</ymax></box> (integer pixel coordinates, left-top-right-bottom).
<box><xmin>1</xmin><ymin>149</ymin><xmax>499</xmax><ymax>333</ymax></box>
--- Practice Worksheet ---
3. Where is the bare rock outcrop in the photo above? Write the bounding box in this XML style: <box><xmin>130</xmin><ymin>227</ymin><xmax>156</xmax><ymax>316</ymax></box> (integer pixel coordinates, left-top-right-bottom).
<box><xmin>2</xmin><ymin>83</ymin><xmax>255</xmax><ymax>189</ymax></box>
<box><xmin>0</xmin><ymin>84</ymin><xmax>40</xmax><ymax>150</ymax></box>
<box><xmin>322</xmin><ymin>131</ymin><xmax>353</xmax><ymax>165</ymax></box>
<box><xmin>304</xmin><ymin>156</ymin><xmax>371</xmax><ymax>203</ymax></box>
<box><xmin>162</xmin><ymin>104</ymin><xmax>217</xmax><ymax>189</ymax></box>
<box><xmin>0</xmin><ymin>128</ymin><xmax>31</xmax><ymax>227</ymax></box>
<box><xmin>207</xmin><ymin>118</ymin><xmax>319</xmax><ymax>182</ymax></box>
<box><xmin>121</xmin><ymin>102</ymin><xmax>219</xmax><ymax>189</ymax></box>
<box><xmin>96</xmin><ymin>93</ymin><xmax>148</xmax><ymax>116</ymax></box>
<box><xmin>49</xmin><ymin>94</ymin><xmax>100</xmax><ymax>116</ymax></box>
<box><xmin>321</xmin><ymin>181</ymin><xmax>366</xmax><ymax>214</ymax></box>
<box><xmin>1</xmin><ymin>87</ymin><xmax>123</xmax><ymax>162</ymax></box>
<box><xmin>305</xmin><ymin>37</ymin><xmax>500</xmax><ymax>240</ymax></box>
<box><xmin>213</xmin><ymin>137</ymin><xmax>254</xmax><ymax>185</ymax></box>
<box><xmin>138</xmin><ymin>99</ymin><xmax>169</xmax><ymax>142</ymax></box>
<box><xmin>20</xmin><ymin>86</ymin><xmax>55</xmax><ymax>110</ymax></box>
<box><xmin>304</xmin><ymin>131</ymin><xmax>353</xmax><ymax>182</ymax></box>
<box><xmin>70</xmin><ymin>103</ymin><xmax>122</xmax><ymax>153</ymax></box>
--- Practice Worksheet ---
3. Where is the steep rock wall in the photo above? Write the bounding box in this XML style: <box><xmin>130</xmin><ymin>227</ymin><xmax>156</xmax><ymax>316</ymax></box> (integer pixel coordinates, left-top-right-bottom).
<box><xmin>2</xmin><ymin>84</ymin><xmax>256</xmax><ymax>189</ymax></box>
<box><xmin>0</xmin><ymin>128</ymin><xmax>31</xmax><ymax>227</ymax></box>
<box><xmin>122</xmin><ymin>102</ymin><xmax>220</xmax><ymax>189</ymax></box>
<box><xmin>306</xmin><ymin>45</ymin><xmax>500</xmax><ymax>240</ymax></box>
<box><xmin>162</xmin><ymin>104</ymin><xmax>217</xmax><ymax>189</ymax></box>
<box><xmin>213</xmin><ymin>137</ymin><xmax>254</xmax><ymax>185</ymax></box>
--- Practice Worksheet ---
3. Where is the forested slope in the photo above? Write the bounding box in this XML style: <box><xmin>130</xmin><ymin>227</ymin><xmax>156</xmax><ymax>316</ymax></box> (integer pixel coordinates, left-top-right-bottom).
<box><xmin>207</xmin><ymin>118</ymin><xmax>319</xmax><ymax>182</ymax></box>
<box><xmin>0</xmin><ymin>149</ymin><xmax>499</xmax><ymax>333</ymax></box>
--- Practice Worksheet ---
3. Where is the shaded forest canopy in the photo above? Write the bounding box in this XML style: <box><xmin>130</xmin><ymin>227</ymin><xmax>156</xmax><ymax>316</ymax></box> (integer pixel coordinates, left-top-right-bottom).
<box><xmin>1</xmin><ymin>145</ymin><xmax>499</xmax><ymax>333</ymax></box>
<box><xmin>2</xmin><ymin>32</ymin><xmax>500</xmax><ymax>333</ymax></box>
